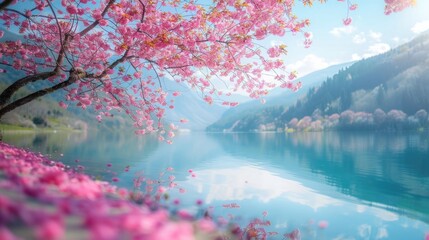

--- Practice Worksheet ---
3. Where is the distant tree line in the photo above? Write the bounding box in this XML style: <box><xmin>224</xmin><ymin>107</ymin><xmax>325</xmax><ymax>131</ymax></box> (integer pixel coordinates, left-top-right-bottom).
<box><xmin>284</xmin><ymin>109</ymin><xmax>428</xmax><ymax>132</ymax></box>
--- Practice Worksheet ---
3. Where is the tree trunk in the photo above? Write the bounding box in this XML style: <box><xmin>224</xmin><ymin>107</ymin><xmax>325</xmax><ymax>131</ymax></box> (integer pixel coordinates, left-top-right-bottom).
<box><xmin>0</xmin><ymin>70</ymin><xmax>82</xmax><ymax>119</ymax></box>
<box><xmin>0</xmin><ymin>0</ymin><xmax>14</xmax><ymax>11</ymax></box>
<box><xmin>0</xmin><ymin>71</ymin><xmax>57</xmax><ymax>109</ymax></box>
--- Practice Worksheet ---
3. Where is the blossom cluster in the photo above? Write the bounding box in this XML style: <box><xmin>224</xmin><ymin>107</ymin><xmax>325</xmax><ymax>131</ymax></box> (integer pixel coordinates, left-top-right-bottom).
<box><xmin>0</xmin><ymin>0</ymin><xmax>312</xmax><ymax>138</ymax></box>
<box><xmin>384</xmin><ymin>0</ymin><xmax>416</xmax><ymax>15</ymax></box>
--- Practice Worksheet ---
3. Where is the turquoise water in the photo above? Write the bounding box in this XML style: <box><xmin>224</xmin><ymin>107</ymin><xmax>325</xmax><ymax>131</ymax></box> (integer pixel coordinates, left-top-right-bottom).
<box><xmin>3</xmin><ymin>131</ymin><xmax>429</xmax><ymax>239</ymax></box>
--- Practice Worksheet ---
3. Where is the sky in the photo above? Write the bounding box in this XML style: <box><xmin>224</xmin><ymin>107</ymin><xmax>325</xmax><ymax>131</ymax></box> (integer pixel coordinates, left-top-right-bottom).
<box><xmin>276</xmin><ymin>0</ymin><xmax>429</xmax><ymax>77</ymax></box>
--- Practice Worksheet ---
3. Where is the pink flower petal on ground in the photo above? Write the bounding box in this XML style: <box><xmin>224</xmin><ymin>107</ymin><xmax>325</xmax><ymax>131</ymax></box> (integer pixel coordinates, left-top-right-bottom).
<box><xmin>177</xmin><ymin>210</ymin><xmax>193</xmax><ymax>220</ymax></box>
<box><xmin>198</xmin><ymin>218</ymin><xmax>216</xmax><ymax>233</ymax></box>
<box><xmin>35</xmin><ymin>218</ymin><xmax>64</xmax><ymax>240</ymax></box>
<box><xmin>150</xmin><ymin>222</ymin><xmax>194</xmax><ymax>240</ymax></box>
<box><xmin>0</xmin><ymin>227</ymin><xmax>17</xmax><ymax>240</ymax></box>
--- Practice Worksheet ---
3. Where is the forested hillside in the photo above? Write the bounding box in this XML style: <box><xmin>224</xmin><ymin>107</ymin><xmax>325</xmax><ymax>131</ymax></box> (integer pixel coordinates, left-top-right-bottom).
<box><xmin>207</xmin><ymin>62</ymin><xmax>354</xmax><ymax>131</ymax></box>
<box><xmin>208</xmin><ymin>32</ymin><xmax>429</xmax><ymax>132</ymax></box>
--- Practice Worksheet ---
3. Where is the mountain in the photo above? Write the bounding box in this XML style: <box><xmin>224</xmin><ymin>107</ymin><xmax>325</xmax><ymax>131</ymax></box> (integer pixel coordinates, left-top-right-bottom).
<box><xmin>207</xmin><ymin>61</ymin><xmax>354</xmax><ymax>131</ymax></box>
<box><xmin>208</xmin><ymin>32</ymin><xmax>429</xmax><ymax>132</ymax></box>
<box><xmin>0</xmin><ymin>65</ymin><xmax>237</xmax><ymax>132</ymax></box>
<box><xmin>160</xmin><ymin>79</ymin><xmax>227</xmax><ymax>131</ymax></box>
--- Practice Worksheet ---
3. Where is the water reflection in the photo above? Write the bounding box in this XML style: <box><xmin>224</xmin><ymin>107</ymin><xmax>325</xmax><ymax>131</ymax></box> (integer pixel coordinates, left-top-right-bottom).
<box><xmin>2</xmin><ymin>131</ymin><xmax>88</xmax><ymax>156</ymax></box>
<box><xmin>209</xmin><ymin>132</ymin><xmax>429</xmax><ymax>223</ymax></box>
<box><xmin>2</xmin><ymin>131</ymin><xmax>159</xmax><ymax>178</ymax></box>
<box><xmin>3</xmin><ymin>131</ymin><xmax>429</xmax><ymax>239</ymax></box>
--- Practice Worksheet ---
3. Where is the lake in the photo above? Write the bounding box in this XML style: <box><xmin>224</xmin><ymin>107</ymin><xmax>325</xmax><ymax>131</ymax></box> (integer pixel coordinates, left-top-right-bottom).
<box><xmin>2</xmin><ymin>131</ymin><xmax>429</xmax><ymax>239</ymax></box>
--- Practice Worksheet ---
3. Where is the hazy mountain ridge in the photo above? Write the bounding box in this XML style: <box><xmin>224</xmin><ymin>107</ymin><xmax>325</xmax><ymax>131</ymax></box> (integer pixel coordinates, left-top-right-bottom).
<box><xmin>0</xmin><ymin>64</ymin><xmax>230</xmax><ymax>132</ymax></box>
<box><xmin>208</xmin><ymin>33</ymin><xmax>429</xmax><ymax>132</ymax></box>
<box><xmin>207</xmin><ymin>61</ymin><xmax>355</xmax><ymax>131</ymax></box>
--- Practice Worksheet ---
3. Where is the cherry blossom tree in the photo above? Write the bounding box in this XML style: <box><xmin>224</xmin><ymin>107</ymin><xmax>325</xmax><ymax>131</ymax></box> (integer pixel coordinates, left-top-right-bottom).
<box><xmin>0</xmin><ymin>0</ymin><xmax>413</xmax><ymax>138</ymax></box>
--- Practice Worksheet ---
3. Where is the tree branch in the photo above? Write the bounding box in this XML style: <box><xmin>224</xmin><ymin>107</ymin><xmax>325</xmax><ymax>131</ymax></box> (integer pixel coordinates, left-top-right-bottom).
<box><xmin>0</xmin><ymin>69</ymin><xmax>85</xmax><ymax>118</ymax></box>
<box><xmin>96</xmin><ymin>48</ymin><xmax>132</xmax><ymax>78</ymax></box>
<box><xmin>0</xmin><ymin>71</ymin><xmax>57</xmax><ymax>108</ymax></box>
<box><xmin>78</xmin><ymin>0</ymin><xmax>116</xmax><ymax>36</ymax></box>
<box><xmin>0</xmin><ymin>25</ymin><xmax>73</xmax><ymax>109</ymax></box>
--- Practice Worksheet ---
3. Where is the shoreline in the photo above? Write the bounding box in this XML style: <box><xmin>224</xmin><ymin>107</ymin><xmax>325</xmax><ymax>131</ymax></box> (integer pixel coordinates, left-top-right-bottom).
<box><xmin>0</xmin><ymin>142</ymin><xmax>228</xmax><ymax>240</ymax></box>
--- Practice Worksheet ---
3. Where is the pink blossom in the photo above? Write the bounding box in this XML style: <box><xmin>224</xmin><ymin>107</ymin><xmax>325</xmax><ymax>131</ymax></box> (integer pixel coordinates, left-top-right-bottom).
<box><xmin>343</xmin><ymin>17</ymin><xmax>352</xmax><ymax>26</ymax></box>
<box><xmin>151</xmin><ymin>222</ymin><xmax>194</xmax><ymax>240</ymax></box>
<box><xmin>58</xmin><ymin>101</ymin><xmax>68</xmax><ymax>109</ymax></box>
<box><xmin>35</xmin><ymin>218</ymin><xmax>64</xmax><ymax>240</ymax></box>
<box><xmin>168</xmin><ymin>131</ymin><xmax>175</xmax><ymax>138</ymax></box>
<box><xmin>262</xmin><ymin>211</ymin><xmax>268</xmax><ymax>217</ymax></box>
<box><xmin>98</xmin><ymin>19</ymin><xmax>108</xmax><ymax>26</ymax></box>
<box><xmin>203</xmin><ymin>95</ymin><xmax>213</xmax><ymax>104</ymax></box>
<box><xmin>267</xmin><ymin>47</ymin><xmax>281</xmax><ymax>58</ymax></box>
<box><xmin>284</xmin><ymin>229</ymin><xmax>300</xmax><ymax>240</ymax></box>
<box><xmin>318</xmin><ymin>220</ymin><xmax>329</xmax><ymax>229</ymax></box>
<box><xmin>92</xmin><ymin>10</ymin><xmax>102</xmax><ymax>20</ymax></box>
<box><xmin>288</xmin><ymin>71</ymin><xmax>297</xmax><ymax>80</ymax></box>
<box><xmin>177</xmin><ymin>210</ymin><xmax>193</xmax><ymax>220</ymax></box>
<box><xmin>0</xmin><ymin>227</ymin><xmax>16</xmax><ymax>240</ymax></box>
<box><xmin>38</xmin><ymin>170</ymin><xmax>67</xmax><ymax>186</ymax></box>
<box><xmin>66</xmin><ymin>5</ymin><xmax>78</xmax><ymax>14</ymax></box>
<box><xmin>198</xmin><ymin>219</ymin><xmax>216</xmax><ymax>232</ymax></box>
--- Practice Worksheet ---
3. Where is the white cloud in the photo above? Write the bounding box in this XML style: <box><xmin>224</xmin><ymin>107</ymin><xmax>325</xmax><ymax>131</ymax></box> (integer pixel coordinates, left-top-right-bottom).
<box><xmin>353</xmin><ymin>31</ymin><xmax>381</xmax><ymax>45</ymax></box>
<box><xmin>368</xmin><ymin>31</ymin><xmax>382</xmax><ymax>42</ymax></box>
<box><xmin>411</xmin><ymin>20</ymin><xmax>429</xmax><ymax>34</ymax></box>
<box><xmin>376</xmin><ymin>227</ymin><xmax>389</xmax><ymax>239</ymax></box>
<box><xmin>358</xmin><ymin>224</ymin><xmax>372</xmax><ymax>238</ymax></box>
<box><xmin>372</xmin><ymin>208</ymin><xmax>399</xmax><ymax>222</ymax></box>
<box><xmin>353</xmin><ymin>32</ymin><xmax>367</xmax><ymax>44</ymax></box>
<box><xmin>288</xmin><ymin>54</ymin><xmax>332</xmax><ymax>77</ymax></box>
<box><xmin>330</xmin><ymin>25</ymin><xmax>356</xmax><ymax>37</ymax></box>
<box><xmin>184</xmin><ymin>165</ymin><xmax>342</xmax><ymax>210</ymax></box>
<box><xmin>352</xmin><ymin>43</ymin><xmax>391</xmax><ymax>61</ymax></box>
<box><xmin>368</xmin><ymin>43</ymin><xmax>390</xmax><ymax>54</ymax></box>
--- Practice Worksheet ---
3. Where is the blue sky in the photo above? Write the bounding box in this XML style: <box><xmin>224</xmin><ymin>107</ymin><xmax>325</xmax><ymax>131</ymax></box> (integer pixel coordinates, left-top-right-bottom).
<box><xmin>277</xmin><ymin>0</ymin><xmax>429</xmax><ymax>77</ymax></box>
